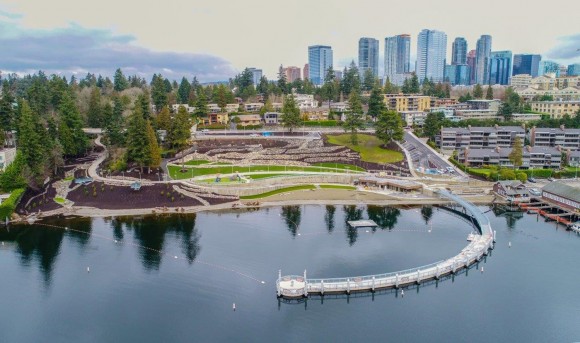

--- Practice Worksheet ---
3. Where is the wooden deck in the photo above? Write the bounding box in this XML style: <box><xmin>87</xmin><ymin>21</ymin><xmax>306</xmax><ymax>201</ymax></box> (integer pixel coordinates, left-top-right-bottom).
<box><xmin>277</xmin><ymin>190</ymin><xmax>495</xmax><ymax>298</ymax></box>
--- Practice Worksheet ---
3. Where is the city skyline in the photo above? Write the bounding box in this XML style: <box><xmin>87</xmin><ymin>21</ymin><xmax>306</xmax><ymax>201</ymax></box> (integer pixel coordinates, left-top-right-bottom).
<box><xmin>0</xmin><ymin>0</ymin><xmax>579</xmax><ymax>81</ymax></box>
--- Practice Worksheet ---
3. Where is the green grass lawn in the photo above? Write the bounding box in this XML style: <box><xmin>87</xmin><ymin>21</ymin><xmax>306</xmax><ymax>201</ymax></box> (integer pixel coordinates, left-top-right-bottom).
<box><xmin>168</xmin><ymin>164</ymin><xmax>365</xmax><ymax>180</ymax></box>
<box><xmin>326</xmin><ymin>134</ymin><xmax>403</xmax><ymax>164</ymax></box>
<box><xmin>240</xmin><ymin>185</ymin><xmax>316</xmax><ymax>199</ymax></box>
<box><xmin>319</xmin><ymin>184</ymin><xmax>356</xmax><ymax>190</ymax></box>
<box><xmin>184</xmin><ymin>160</ymin><xmax>210</xmax><ymax>166</ymax></box>
<box><xmin>313</xmin><ymin>163</ymin><xmax>365</xmax><ymax>171</ymax></box>
<box><xmin>54</xmin><ymin>197</ymin><xmax>66</xmax><ymax>204</ymax></box>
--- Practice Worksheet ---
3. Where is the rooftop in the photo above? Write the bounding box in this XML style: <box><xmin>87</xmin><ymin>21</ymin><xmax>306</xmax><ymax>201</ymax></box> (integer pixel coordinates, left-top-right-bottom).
<box><xmin>542</xmin><ymin>182</ymin><xmax>580</xmax><ymax>203</ymax></box>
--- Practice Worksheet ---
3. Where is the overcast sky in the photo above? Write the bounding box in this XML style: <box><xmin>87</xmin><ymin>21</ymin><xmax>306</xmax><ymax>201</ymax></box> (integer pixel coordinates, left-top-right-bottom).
<box><xmin>0</xmin><ymin>0</ymin><xmax>579</xmax><ymax>82</ymax></box>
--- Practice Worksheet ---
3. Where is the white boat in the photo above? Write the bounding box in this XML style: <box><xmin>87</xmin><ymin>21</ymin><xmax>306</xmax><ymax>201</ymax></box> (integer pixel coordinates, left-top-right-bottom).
<box><xmin>569</xmin><ymin>222</ymin><xmax>580</xmax><ymax>234</ymax></box>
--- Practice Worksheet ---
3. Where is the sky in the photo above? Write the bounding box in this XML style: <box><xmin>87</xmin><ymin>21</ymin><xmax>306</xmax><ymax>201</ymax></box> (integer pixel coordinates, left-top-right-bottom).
<box><xmin>0</xmin><ymin>0</ymin><xmax>579</xmax><ymax>82</ymax></box>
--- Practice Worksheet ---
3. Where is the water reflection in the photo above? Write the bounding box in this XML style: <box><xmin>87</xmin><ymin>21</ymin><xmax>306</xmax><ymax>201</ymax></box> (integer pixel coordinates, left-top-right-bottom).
<box><xmin>117</xmin><ymin>214</ymin><xmax>200</xmax><ymax>269</ymax></box>
<box><xmin>491</xmin><ymin>204</ymin><xmax>524</xmax><ymax>230</ymax></box>
<box><xmin>324</xmin><ymin>205</ymin><xmax>336</xmax><ymax>233</ymax></box>
<box><xmin>421</xmin><ymin>206</ymin><xmax>433</xmax><ymax>224</ymax></box>
<box><xmin>281</xmin><ymin>206</ymin><xmax>301</xmax><ymax>237</ymax></box>
<box><xmin>367</xmin><ymin>206</ymin><xmax>401</xmax><ymax>230</ymax></box>
<box><xmin>343</xmin><ymin>205</ymin><xmax>363</xmax><ymax>246</ymax></box>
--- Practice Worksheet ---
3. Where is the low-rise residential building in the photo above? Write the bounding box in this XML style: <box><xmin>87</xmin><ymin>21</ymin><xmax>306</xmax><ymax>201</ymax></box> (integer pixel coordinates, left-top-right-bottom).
<box><xmin>511</xmin><ymin>113</ymin><xmax>543</xmax><ymax>123</ymax></box>
<box><xmin>510</xmin><ymin>74</ymin><xmax>532</xmax><ymax>88</ymax></box>
<box><xmin>458</xmin><ymin>146</ymin><xmax>562</xmax><ymax>169</ymax></box>
<box><xmin>568</xmin><ymin>150</ymin><xmax>580</xmax><ymax>167</ymax></box>
<box><xmin>430</xmin><ymin>98</ymin><xmax>458</xmax><ymax>108</ymax></box>
<box><xmin>530</xmin><ymin>126</ymin><xmax>580</xmax><ymax>150</ymax></box>
<box><xmin>541</xmin><ymin>182</ymin><xmax>580</xmax><ymax>211</ymax></box>
<box><xmin>201</xmin><ymin>113</ymin><xmax>229</xmax><ymax>126</ymax></box>
<box><xmin>0</xmin><ymin>148</ymin><xmax>16</xmax><ymax>171</ymax></box>
<box><xmin>439</xmin><ymin>125</ymin><xmax>526</xmax><ymax>151</ymax></box>
<box><xmin>516</xmin><ymin>86</ymin><xmax>580</xmax><ymax>101</ymax></box>
<box><xmin>172</xmin><ymin>104</ymin><xmax>195</xmax><ymax>113</ymax></box>
<box><xmin>493</xmin><ymin>181</ymin><xmax>530</xmax><ymax>201</ymax></box>
<box><xmin>290</xmin><ymin>94</ymin><xmax>317</xmax><ymax>109</ymax></box>
<box><xmin>383</xmin><ymin>94</ymin><xmax>431</xmax><ymax>112</ymax></box>
<box><xmin>302</xmin><ymin>107</ymin><xmax>330</xmax><ymax>121</ymax></box>
<box><xmin>236</xmin><ymin>114</ymin><xmax>261</xmax><ymax>127</ymax></box>
<box><xmin>400</xmin><ymin>111</ymin><xmax>428</xmax><ymax>127</ymax></box>
<box><xmin>263</xmin><ymin>112</ymin><xmax>281</xmax><ymax>125</ymax></box>
<box><xmin>244</xmin><ymin>103</ymin><xmax>264</xmax><ymax>112</ymax></box>
<box><xmin>529</xmin><ymin>101</ymin><xmax>580</xmax><ymax>119</ymax></box>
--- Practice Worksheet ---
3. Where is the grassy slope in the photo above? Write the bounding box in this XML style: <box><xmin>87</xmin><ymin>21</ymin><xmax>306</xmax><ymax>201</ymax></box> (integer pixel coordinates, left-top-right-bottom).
<box><xmin>326</xmin><ymin>134</ymin><xmax>403</xmax><ymax>164</ymax></box>
<box><xmin>240</xmin><ymin>185</ymin><xmax>316</xmax><ymax>199</ymax></box>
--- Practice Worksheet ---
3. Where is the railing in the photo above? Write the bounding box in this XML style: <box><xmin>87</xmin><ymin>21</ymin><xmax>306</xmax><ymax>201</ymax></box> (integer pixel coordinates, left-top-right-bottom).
<box><xmin>277</xmin><ymin>189</ymin><xmax>495</xmax><ymax>298</ymax></box>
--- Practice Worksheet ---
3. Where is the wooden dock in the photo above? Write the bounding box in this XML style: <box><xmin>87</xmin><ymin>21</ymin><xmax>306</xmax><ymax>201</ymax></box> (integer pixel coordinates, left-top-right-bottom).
<box><xmin>277</xmin><ymin>190</ymin><xmax>495</xmax><ymax>298</ymax></box>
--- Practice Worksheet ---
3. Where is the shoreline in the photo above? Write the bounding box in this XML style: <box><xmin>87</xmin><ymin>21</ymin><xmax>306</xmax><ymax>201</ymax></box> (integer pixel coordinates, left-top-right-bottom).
<box><xmin>22</xmin><ymin>189</ymin><xmax>499</xmax><ymax>222</ymax></box>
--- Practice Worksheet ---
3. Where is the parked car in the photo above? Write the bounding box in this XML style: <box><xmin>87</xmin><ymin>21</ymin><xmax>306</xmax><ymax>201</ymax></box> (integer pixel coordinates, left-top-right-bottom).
<box><xmin>528</xmin><ymin>188</ymin><xmax>541</xmax><ymax>196</ymax></box>
<box><xmin>249</xmin><ymin>133</ymin><xmax>259</xmax><ymax>137</ymax></box>
<box><xmin>547</xmin><ymin>177</ymin><xmax>555</xmax><ymax>182</ymax></box>
<box><xmin>528</xmin><ymin>177</ymin><xmax>536</xmax><ymax>183</ymax></box>
<box><xmin>201</xmin><ymin>129</ymin><xmax>209</xmax><ymax>133</ymax></box>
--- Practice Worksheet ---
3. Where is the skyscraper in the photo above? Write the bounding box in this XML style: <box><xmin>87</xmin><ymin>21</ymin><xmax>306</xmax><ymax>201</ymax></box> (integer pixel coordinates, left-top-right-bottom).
<box><xmin>308</xmin><ymin>45</ymin><xmax>333</xmax><ymax>85</ymax></box>
<box><xmin>283</xmin><ymin>66</ymin><xmax>301</xmax><ymax>83</ymax></box>
<box><xmin>247</xmin><ymin>68</ymin><xmax>262</xmax><ymax>86</ymax></box>
<box><xmin>358</xmin><ymin>38</ymin><xmax>379</xmax><ymax>78</ymax></box>
<box><xmin>416</xmin><ymin>29</ymin><xmax>447</xmax><ymax>83</ymax></box>
<box><xmin>539</xmin><ymin>60</ymin><xmax>561</xmax><ymax>76</ymax></box>
<box><xmin>488</xmin><ymin>51</ymin><xmax>513</xmax><ymax>85</ymax></box>
<box><xmin>384</xmin><ymin>34</ymin><xmax>411</xmax><ymax>85</ymax></box>
<box><xmin>512</xmin><ymin>54</ymin><xmax>541</xmax><ymax>77</ymax></box>
<box><xmin>467</xmin><ymin>50</ymin><xmax>477</xmax><ymax>85</ymax></box>
<box><xmin>451</xmin><ymin>37</ymin><xmax>467</xmax><ymax>65</ymax></box>
<box><xmin>475</xmin><ymin>35</ymin><xmax>492</xmax><ymax>84</ymax></box>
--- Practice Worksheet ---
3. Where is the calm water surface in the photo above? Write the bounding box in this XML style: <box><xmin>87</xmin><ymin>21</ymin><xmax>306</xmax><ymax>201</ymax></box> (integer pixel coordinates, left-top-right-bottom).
<box><xmin>1</xmin><ymin>205</ymin><xmax>579</xmax><ymax>342</ymax></box>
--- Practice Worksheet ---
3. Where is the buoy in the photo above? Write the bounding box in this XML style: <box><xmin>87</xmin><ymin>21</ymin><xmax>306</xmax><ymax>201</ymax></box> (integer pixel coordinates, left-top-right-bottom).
<box><xmin>481</xmin><ymin>267</ymin><xmax>484</xmax><ymax>273</ymax></box>
<box><xmin>87</xmin><ymin>267</ymin><xmax>90</xmax><ymax>273</ymax></box>
<box><xmin>114</xmin><ymin>240</ymin><xmax>118</xmax><ymax>243</ymax></box>
<box><xmin>233</xmin><ymin>303</ymin><xmax>236</xmax><ymax>311</ymax></box>
<box><xmin>174</xmin><ymin>255</ymin><xmax>178</xmax><ymax>259</ymax></box>
<box><xmin>261</xmin><ymin>281</ymin><xmax>265</xmax><ymax>284</ymax></box>
<box><xmin>509</xmin><ymin>242</ymin><xmax>511</xmax><ymax>248</ymax></box>
<box><xmin>297</xmin><ymin>233</ymin><xmax>301</xmax><ymax>236</ymax></box>
<box><xmin>401</xmin><ymin>289</ymin><xmax>404</xmax><ymax>297</ymax></box>
<box><xmin>65</xmin><ymin>227</ymin><xmax>69</xmax><ymax>231</ymax></box>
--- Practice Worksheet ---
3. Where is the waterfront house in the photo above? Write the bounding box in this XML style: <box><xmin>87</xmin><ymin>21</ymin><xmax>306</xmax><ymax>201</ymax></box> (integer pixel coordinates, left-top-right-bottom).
<box><xmin>493</xmin><ymin>181</ymin><xmax>530</xmax><ymax>201</ymax></box>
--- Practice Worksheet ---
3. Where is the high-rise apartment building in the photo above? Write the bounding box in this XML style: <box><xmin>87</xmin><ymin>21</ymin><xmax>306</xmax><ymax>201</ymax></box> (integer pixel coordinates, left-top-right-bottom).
<box><xmin>512</xmin><ymin>54</ymin><xmax>541</xmax><ymax>77</ymax></box>
<box><xmin>384</xmin><ymin>34</ymin><xmax>411</xmax><ymax>85</ymax></box>
<box><xmin>247</xmin><ymin>68</ymin><xmax>263</xmax><ymax>86</ymax></box>
<box><xmin>467</xmin><ymin>50</ymin><xmax>477</xmax><ymax>85</ymax></box>
<box><xmin>475</xmin><ymin>35</ymin><xmax>492</xmax><ymax>84</ymax></box>
<box><xmin>489</xmin><ymin>51</ymin><xmax>513</xmax><ymax>85</ymax></box>
<box><xmin>569</xmin><ymin>64</ymin><xmax>580</xmax><ymax>76</ymax></box>
<box><xmin>283</xmin><ymin>66</ymin><xmax>301</xmax><ymax>83</ymax></box>
<box><xmin>308</xmin><ymin>45</ymin><xmax>333</xmax><ymax>85</ymax></box>
<box><xmin>358</xmin><ymin>37</ymin><xmax>379</xmax><ymax>78</ymax></box>
<box><xmin>303</xmin><ymin>64</ymin><xmax>309</xmax><ymax>80</ymax></box>
<box><xmin>416</xmin><ymin>29</ymin><xmax>447</xmax><ymax>83</ymax></box>
<box><xmin>451</xmin><ymin>37</ymin><xmax>467</xmax><ymax>65</ymax></box>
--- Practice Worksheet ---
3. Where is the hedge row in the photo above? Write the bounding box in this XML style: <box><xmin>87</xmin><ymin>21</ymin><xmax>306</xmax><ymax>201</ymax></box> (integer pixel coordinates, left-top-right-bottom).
<box><xmin>0</xmin><ymin>188</ymin><xmax>25</xmax><ymax>219</ymax></box>
<box><xmin>303</xmin><ymin>120</ymin><xmax>339</xmax><ymax>127</ymax></box>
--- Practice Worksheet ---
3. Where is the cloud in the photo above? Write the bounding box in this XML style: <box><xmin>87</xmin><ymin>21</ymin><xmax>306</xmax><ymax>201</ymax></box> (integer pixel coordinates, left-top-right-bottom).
<box><xmin>0</xmin><ymin>8</ymin><xmax>22</xmax><ymax>19</ymax></box>
<box><xmin>0</xmin><ymin>20</ymin><xmax>237</xmax><ymax>82</ymax></box>
<box><xmin>546</xmin><ymin>34</ymin><xmax>580</xmax><ymax>61</ymax></box>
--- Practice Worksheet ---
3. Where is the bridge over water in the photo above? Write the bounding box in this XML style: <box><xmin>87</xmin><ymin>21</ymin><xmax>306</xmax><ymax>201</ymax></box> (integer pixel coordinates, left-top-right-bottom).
<box><xmin>276</xmin><ymin>189</ymin><xmax>495</xmax><ymax>298</ymax></box>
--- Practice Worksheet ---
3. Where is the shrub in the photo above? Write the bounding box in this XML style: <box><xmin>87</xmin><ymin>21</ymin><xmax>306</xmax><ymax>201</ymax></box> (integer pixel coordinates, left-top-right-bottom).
<box><xmin>236</xmin><ymin>124</ymin><xmax>263</xmax><ymax>130</ymax></box>
<box><xmin>499</xmin><ymin>169</ymin><xmax>516</xmax><ymax>180</ymax></box>
<box><xmin>516</xmin><ymin>172</ymin><xmax>528</xmax><ymax>183</ymax></box>
<box><xmin>303</xmin><ymin>120</ymin><xmax>339</xmax><ymax>127</ymax></box>
<box><xmin>523</xmin><ymin>169</ymin><xmax>552</xmax><ymax>178</ymax></box>
<box><xmin>0</xmin><ymin>153</ymin><xmax>26</xmax><ymax>192</ymax></box>
<box><xmin>0</xmin><ymin>188</ymin><xmax>25</xmax><ymax>219</ymax></box>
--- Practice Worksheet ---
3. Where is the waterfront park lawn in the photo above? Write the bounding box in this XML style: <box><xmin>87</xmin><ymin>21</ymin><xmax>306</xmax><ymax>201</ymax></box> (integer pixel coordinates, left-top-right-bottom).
<box><xmin>326</xmin><ymin>134</ymin><xmax>403</xmax><ymax>164</ymax></box>
<box><xmin>167</xmin><ymin>163</ymin><xmax>365</xmax><ymax>180</ymax></box>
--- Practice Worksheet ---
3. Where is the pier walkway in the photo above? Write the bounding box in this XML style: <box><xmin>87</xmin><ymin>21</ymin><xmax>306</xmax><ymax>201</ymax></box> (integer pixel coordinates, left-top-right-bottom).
<box><xmin>276</xmin><ymin>190</ymin><xmax>495</xmax><ymax>298</ymax></box>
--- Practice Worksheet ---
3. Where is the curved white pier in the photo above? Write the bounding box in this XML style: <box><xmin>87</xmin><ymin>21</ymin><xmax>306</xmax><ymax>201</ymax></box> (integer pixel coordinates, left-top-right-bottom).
<box><xmin>276</xmin><ymin>190</ymin><xmax>495</xmax><ymax>298</ymax></box>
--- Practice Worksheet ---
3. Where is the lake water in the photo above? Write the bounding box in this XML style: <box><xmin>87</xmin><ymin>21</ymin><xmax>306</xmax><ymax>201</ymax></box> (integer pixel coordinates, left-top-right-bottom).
<box><xmin>1</xmin><ymin>205</ymin><xmax>579</xmax><ymax>342</ymax></box>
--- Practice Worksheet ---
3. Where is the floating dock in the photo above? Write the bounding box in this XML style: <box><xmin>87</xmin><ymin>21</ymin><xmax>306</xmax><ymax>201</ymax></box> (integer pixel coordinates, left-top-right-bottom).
<box><xmin>347</xmin><ymin>220</ymin><xmax>378</xmax><ymax>228</ymax></box>
<box><xmin>277</xmin><ymin>190</ymin><xmax>495</xmax><ymax>298</ymax></box>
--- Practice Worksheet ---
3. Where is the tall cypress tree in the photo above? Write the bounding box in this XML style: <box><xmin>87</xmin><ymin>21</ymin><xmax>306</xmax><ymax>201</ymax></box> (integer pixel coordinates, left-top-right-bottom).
<box><xmin>17</xmin><ymin>100</ymin><xmax>47</xmax><ymax>187</ymax></box>
<box><xmin>87</xmin><ymin>87</ymin><xmax>102</xmax><ymax>128</ymax></box>
<box><xmin>104</xmin><ymin>98</ymin><xmax>125</xmax><ymax>146</ymax></box>
<box><xmin>145</xmin><ymin>120</ymin><xmax>161</xmax><ymax>170</ymax></box>
<box><xmin>126</xmin><ymin>106</ymin><xmax>149</xmax><ymax>171</ymax></box>
<box><xmin>58</xmin><ymin>93</ymin><xmax>88</xmax><ymax>156</ymax></box>
<box><xmin>280</xmin><ymin>94</ymin><xmax>301</xmax><ymax>133</ymax></box>
<box><xmin>177</xmin><ymin>77</ymin><xmax>191</xmax><ymax>104</ymax></box>
<box><xmin>169</xmin><ymin>106</ymin><xmax>191</xmax><ymax>149</ymax></box>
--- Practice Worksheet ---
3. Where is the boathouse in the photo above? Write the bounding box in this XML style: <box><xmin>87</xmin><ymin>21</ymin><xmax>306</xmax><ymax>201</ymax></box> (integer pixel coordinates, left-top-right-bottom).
<box><xmin>493</xmin><ymin>181</ymin><xmax>530</xmax><ymax>201</ymax></box>
<box><xmin>541</xmin><ymin>182</ymin><xmax>580</xmax><ymax>211</ymax></box>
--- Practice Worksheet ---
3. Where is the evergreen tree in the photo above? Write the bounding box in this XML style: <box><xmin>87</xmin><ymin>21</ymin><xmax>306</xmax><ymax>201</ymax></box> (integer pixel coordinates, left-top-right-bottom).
<box><xmin>169</xmin><ymin>106</ymin><xmax>191</xmax><ymax>149</ymax></box>
<box><xmin>137</xmin><ymin>90</ymin><xmax>151</xmax><ymax>119</ymax></box>
<box><xmin>422</xmin><ymin>112</ymin><xmax>445</xmax><ymax>142</ymax></box>
<box><xmin>58</xmin><ymin>93</ymin><xmax>88</xmax><ymax>156</ymax></box>
<box><xmin>177</xmin><ymin>77</ymin><xmax>191</xmax><ymax>104</ymax></box>
<box><xmin>193</xmin><ymin>90</ymin><xmax>208</xmax><ymax>119</ymax></box>
<box><xmin>216</xmin><ymin>84</ymin><xmax>228</xmax><ymax>111</ymax></box>
<box><xmin>485</xmin><ymin>85</ymin><xmax>494</xmax><ymax>100</ymax></box>
<box><xmin>151</xmin><ymin>74</ymin><xmax>168</xmax><ymax>112</ymax></box>
<box><xmin>156</xmin><ymin>106</ymin><xmax>171</xmax><ymax>131</ymax></box>
<box><xmin>473</xmin><ymin>84</ymin><xmax>484</xmax><ymax>99</ymax></box>
<box><xmin>126</xmin><ymin>106</ymin><xmax>149</xmax><ymax>171</ymax></box>
<box><xmin>459</xmin><ymin>92</ymin><xmax>473</xmax><ymax>103</ymax></box>
<box><xmin>87</xmin><ymin>87</ymin><xmax>102</xmax><ymax>127</ymax></box>
<box><xmin>409</xmin><ymin>73</ymin><xmax>420</xmax><ymax>93</ymax></box>
<box><xmin>0</xmin><ymin>81</ymin><xmax>15</xmax><ymax>135</ymax></box>
<box><xmin>508</xmin><ymin>137</ymin><xmax>524</xmax><ymax>169</ymax></box>
<box><xmin>343</xmin><ymin>91</ymin><xmax>365</xmax><ymax>145</ymax></box>
<box><xmin>145</xmin><ymin>120</ymin><xmax>161</xmax><ymax>170</ymax></box>
<box><xmin>375</xmin><ymin>109</ymin><xmax>404</xmax><ymax>144</ymax></box>
<box><xmin>321</xmin><ymin>66</ymin><xmax>337</xmax><ymax>107</ymax></box>
<box><xmin>277</xmin><ymin>65</ymin><xmax>288</xmax><ymax>94</ymax></box>
<box><xmin>113</xmin><ymin>68</ymin><xmax>129</xmax><ymax>92</ymax></box>
<box><xmin>367</xmin><ymin>84</ymin><xmax>385</xmax><ymax>119</ymax></box>
<box><xmin>256</xmin><ymin>76</ymin><xmax>269</xmax><ymax>95</ymax></box>
<box><xmin>383</xmin><ymin>77</ymin><xmax>398</xmax><ymax>94</ymax></box>
<box><xmin>421</xmin><ymin>77</ymin><xmax>433</xmax><ymax>96</ymax></box>
<box><xmin>104</xmin><ymin>98</ymin><xmax>125</xmax><ymax>146</ymax></box>
<box><xmin>16</xmin><ymin>100</ymin><xmax>47</xmax><ymax>187</ymax></box>
<box><xmin>280</xmin><ymin>94</ymin><xmax>301</xmax><ymax>133</ymax></box>
<box><xmin>362</xmin><ymin>69</ymin><xmax>376</xmax><ymax>92</ymax></box>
